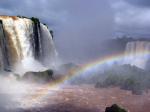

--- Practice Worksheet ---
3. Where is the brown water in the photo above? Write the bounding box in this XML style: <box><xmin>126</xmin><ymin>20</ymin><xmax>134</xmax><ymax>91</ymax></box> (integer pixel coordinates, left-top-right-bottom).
<box><xmin>21</xmin><ymin>85</ymin><xmax>150</xmax><ymax>112</ymax></box>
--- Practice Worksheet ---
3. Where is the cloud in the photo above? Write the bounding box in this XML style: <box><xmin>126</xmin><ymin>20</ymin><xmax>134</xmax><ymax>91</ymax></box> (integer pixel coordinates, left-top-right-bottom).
<box><xmin>0</xmin><ymin>0</ymin><xmax>67</xmax><ymax>29</ymax></box>
<box><xmin>53</xmin><ymin>0</ymin><xmax>115</xmax><ymax>63</ymax></box>
<box><xmin>126</xmin><ymin>0</ymin><xmax>150</xmax><ymax>7</ymax></box>
<box><xmin>111</xmin><ymin>0</ymin><xmax>150</xmax><ymax>37</ymax></box>
<box><xmin>30</xmin><ymin>0</ymin><xmax>115</xmax><ymax>63</ymax></box>
<box><xmin>0</xmin><ymin>0</ymin><xmax>114</xmax><ymax>63</ymax></box>
<box><xmin>1</xmin><ymin>0</ymin><xmax>150</xmax><ymax>63</ymax></box>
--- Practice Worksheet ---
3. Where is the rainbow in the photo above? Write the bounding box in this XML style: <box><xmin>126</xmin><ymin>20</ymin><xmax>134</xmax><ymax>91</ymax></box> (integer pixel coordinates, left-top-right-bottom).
<box><xmin>55</xmin><ymin>50</ymin><xmax>150</xmax><ymax>84</ymax></box>
<box><xmin>27</xmin><ymin>50</ymin><xmax>150</xmax><ymax>107</ymax></box>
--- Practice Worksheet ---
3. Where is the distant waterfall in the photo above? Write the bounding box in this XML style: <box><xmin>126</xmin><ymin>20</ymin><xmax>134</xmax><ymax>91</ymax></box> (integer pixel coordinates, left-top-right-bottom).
<box><xmin>0</xmin><ymin>16</ymin><xmax>57</xmax><ymax>73</ymax></box>
<box><xmin>124</xmin><ymin>41</ymin><xmax>150</xmax><ymax>69</ymax></box>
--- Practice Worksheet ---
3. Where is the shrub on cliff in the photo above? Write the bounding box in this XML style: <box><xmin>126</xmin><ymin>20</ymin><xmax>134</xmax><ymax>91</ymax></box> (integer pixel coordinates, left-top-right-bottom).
<box><xmin>96</xmin><ymin>74</ymin><xmax>143</xmax><ymax>95</ymax></box>
<box><xmin>121</xmin><ymin>78</ymin><xmax>143</xmax><ymax>95</ymax></box>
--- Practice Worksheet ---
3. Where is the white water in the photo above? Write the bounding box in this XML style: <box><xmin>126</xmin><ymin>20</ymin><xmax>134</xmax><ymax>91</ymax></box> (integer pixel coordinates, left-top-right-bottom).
<box><xmin>0</xmin><ymin>16</ymin><xmax>57</xmax><ymax>74</ymax></box>
<box><xmin>40</xmin><ymin>23</ymin><xmax>58</xmax><ymax>68</ymax></box>
<box><xmin>0</xmin><ymin>17</ymin><xmax>33</xmax><ymax>60</ymax></box>
<box><xmin>124</xmin><ymin>41</ymin><xmax>150</xmax><ymax>69</ymax></box>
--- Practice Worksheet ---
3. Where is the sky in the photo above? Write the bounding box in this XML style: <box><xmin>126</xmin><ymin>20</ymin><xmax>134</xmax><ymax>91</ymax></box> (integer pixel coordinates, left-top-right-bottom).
<box><xmin>0</xmin><ymin>0</ymin><xmax>150</xmax><ymax>63</ymax></box>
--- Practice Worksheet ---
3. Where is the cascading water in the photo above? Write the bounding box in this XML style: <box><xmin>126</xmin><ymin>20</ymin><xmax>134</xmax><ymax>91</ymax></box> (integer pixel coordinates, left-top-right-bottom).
<box><xmin>0</xmin><ymin>20</ymin><xmax>10</xmax><ymax>71</ymax></box>
<box><xmin>40</xmin><ymin>23</ymin><xmax>58</xmax><ymax>67</ymax></box>
<box><xmin>124</xmin><ymin>41</ymin><xmax>150</xmax><ymax>69</ymax></box>
<box><xmin>0</xmin><ymin>16</ymin><xmax>57</xmax><ymax>73</ymax></box>
<box><xmin>31</xmin><ymin>17</ymin><xmax>42</xmax><ymax>60</ymax></box>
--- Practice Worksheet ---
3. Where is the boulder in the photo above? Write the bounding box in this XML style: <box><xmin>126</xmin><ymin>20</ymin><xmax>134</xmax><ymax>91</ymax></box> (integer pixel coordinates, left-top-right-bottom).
<box><xmin>22</xmin><ymin>69</ymin><xmax>53</xmax><ymax>83</ymax></box>
<box><xmin>105</xmin><ymin>104</ymin><xmax>127</xmax><ymax>112</ymax></box>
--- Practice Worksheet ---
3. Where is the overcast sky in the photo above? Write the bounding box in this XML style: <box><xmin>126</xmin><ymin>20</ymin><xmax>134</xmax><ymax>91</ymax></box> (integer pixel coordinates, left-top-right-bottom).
<box><xmin>0</xmin><ymin>0</ymin><xmax>150</xmax><ymax>63</ymax></box>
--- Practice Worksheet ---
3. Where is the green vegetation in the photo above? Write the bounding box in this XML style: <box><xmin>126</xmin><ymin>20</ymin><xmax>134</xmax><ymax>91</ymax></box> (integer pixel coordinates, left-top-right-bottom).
<box><xmin>17</xmin><ymin>15</ymin><xmax>28</xmax><ymax>18</ymax></box>
<box><xmin>43</xmin><ymin>23</ymin><xmax>48</xmax><ymax>28</ymax></box>
<box><xmin>31</xmin><ymin>17</ymin><xmax>40</xmax><ymax>24</ymax></box>
<box><xmin>105</xmin><ymin>104</ymin><xmax>127</xmax><ymax>112</ymax></box>
<box><xmin>16</xmin><ymin>16</ymin><xmax>54</xmax><ymax>39</ymax></box>
<box><xmin>121</xmin><ymin>78</ymin><xmax>143</xmax><ymax>95</ymax></box>
<box><xmin>95</xmin><ymin>64</ymin><xmax>150</xmax><ymax>95</ymax></box>
<box><xmin>115</xmin><ymin>36</ymin><xmax>150</xmax><ymax>42</ymax></box>
<box><xmin>69</xmin><ymin>64</ymin><xmax>150</xmax><ymax>95</ymax></box>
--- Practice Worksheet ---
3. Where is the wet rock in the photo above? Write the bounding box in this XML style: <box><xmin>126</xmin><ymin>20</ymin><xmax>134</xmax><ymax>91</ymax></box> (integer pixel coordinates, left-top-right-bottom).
<box><xmin>105</xmin><ymin>104</ymin><xmax>127</xmax><ymax>112</ymax></box>
<box><xmin>22</xmin><ymin>69</ymin><xmax>53</xmax><ymax>83</ymax></box>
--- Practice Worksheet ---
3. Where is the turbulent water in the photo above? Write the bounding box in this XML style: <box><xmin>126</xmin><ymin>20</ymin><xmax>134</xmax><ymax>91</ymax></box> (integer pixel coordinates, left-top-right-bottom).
<box><xmin>0</xmin><ymin>16</ymin><xmax>57</xmax><ymax>73</ymax></box>
<box><xmin>124</xmin><ymin>41</ymin><xmax>150</xmax><ymax>69</ymax></box>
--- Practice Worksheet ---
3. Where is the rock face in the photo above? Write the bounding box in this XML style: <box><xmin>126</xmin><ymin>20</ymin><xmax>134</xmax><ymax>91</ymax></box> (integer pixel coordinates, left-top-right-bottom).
<box><xmin>22</xmin><ymin>69</ymin><xmax>53</xmax><ymax>82</ymax></box>
<box><xmin>124</xmin><ymin>41</ymin><xmax>150</xmax><ymax>69</ymax></box>
<box><xmin>0</xmin><ymin>16</ymin><xmax>57</xmax><ymax>72</ymax></box>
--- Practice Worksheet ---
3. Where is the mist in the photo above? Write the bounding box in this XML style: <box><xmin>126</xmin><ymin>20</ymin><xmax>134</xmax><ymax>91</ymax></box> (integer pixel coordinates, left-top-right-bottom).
<box><xmin>0</xmin><ymin>0</ymin><xmax>150</xmax><ymax>112</ymax></box>
<box><xmin>0</xmin><ymin>74</ymin><xmax>30</xmax><ymax>111</ymax></box>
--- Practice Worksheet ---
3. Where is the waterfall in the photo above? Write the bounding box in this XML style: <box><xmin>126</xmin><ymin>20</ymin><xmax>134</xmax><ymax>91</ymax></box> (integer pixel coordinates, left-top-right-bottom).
<box><xmin>0</xmin><ymin>20</ymin><xmax>10</xmax><ymax>71</ymax></box>
<box><xmin>124</xmin><ymin>41</ymin><xmax>150</xmax><ymax>69</ymax></box>
<box><xmin>0</xmin><ymin>16</ymin><xmax>57</xmax><ymax>73</ymax></box>
<box><xmin>32</xmin><ymin>18</ymin><xmax>42</xmax><ymax>60</ymax></box>
<box><xmin>40</xmin><ymin>23</ymin><xmax>58</xmax><ymax>67</ymax></box>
